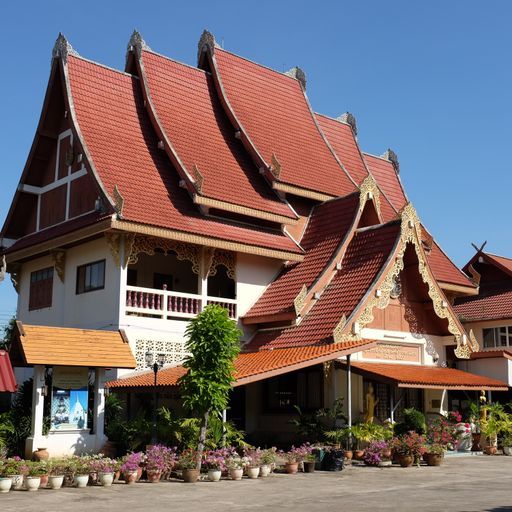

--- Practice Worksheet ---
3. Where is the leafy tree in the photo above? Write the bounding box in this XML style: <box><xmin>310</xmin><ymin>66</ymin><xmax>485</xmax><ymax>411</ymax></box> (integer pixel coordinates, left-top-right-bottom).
<box><xmin>178</xmin><ymin>304</ymin><xmax>241</xmax><ymax>469</ymax></box>
<box><xmin>0</xmin><ymin>316</ymin><xmax>16</xmax><ymax>350</ymax></box>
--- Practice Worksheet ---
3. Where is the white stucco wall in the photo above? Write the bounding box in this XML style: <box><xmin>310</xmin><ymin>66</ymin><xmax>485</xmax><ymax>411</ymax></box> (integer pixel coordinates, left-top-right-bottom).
<box><xmin>17</xmin><ymin>236</ymin><xmax>120</xmax><ymax>330</ymax></box>
<box><xmin>457</xmin><ymin>357</ymin><xmax>511</xmax><ymax>386</ymax></box>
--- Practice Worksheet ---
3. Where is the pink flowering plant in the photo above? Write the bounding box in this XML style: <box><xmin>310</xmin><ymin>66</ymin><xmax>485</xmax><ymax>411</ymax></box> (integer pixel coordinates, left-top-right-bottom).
<box><xmin>203</xmin><ymin>449</ymin><xmax>230</xmax><ymax>471</ymax></box>
<box><xmin>390</xmin><ymin>432</ymin><xmax>426</xmax><ymax>459</ymax></box>
<box><xmin>145</xmin><ymin>445</ymin><xmax>177</xmax><ymax>473</ymax></box>
<box><xmin>294</xmin><ymin>443</ymin><xmax>314</xmax><ymax>462</ymax></box>
<box><xmin>0</xmin><ymin>458</ymin><xmax>23</xmax><ymax>477</ymax></box>
<box><xmin>427</xmin><ymin>411</ymin><xmax>466</xmax><ymax>448</ymax></box>
<box><xmin>120</xmin><ymin>452</ymin><xmax>143</xmax><ymax>473</ymax></box>
<box><xmin>90</xmin><ymin>457</ymin><xmax>116</xmax><ymax>474</ymax></box>
<box><xmin>279</xmin><ymin>446</ymin><xmax>305</xmax><ymax>464</ymax></box>
<box><xmin>244</xmin><ymin>447</ymin><xmax>262</xmax><ymax>468</ymax></box>
<box><xmin>363</xmin><ymin>441</ymin><xmax>389</xmax><ymax>466</ymax></box>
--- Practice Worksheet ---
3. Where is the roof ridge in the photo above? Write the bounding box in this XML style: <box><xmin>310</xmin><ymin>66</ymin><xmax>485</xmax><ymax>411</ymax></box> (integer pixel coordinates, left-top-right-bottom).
<box><xmin>69</xmin><ymin>53</ymin><xmax>138</xmax><ymax>79</ymax></box>
<box><xmin>141</xmin><ymin>47</ymin><xmax>210</xmax><ymax>75</ymax></box>
<box><xmin>315</xmin><ymin>111</ymin><xmax>353</xmax><ymax>129</ymax></box>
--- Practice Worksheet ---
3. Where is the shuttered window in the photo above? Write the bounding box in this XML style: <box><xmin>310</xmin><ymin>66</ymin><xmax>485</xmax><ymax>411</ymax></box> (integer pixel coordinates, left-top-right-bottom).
<box><xmin>29</xmin><ymin>267</ymin><xmax>54</xmax><ymax>310</ymax></box>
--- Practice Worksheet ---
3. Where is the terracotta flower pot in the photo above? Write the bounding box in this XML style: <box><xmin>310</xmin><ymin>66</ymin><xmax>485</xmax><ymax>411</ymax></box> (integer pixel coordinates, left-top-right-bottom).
<box><xmin>425</xmin><ymin>453</ymin><xmax>443</xmax><ymax>467</ymax></box>
<box><xmin>303</xmin><ymin>461</ymin><xmax>315</xmax><ymax>473</ymax></box>
<box><xmin>146</xmin><ymin>470</ymin><xmax>162</xmax><ymax>483</ymax></box>
<box><xmin>39</xmin><ymin>474</ymin><xmax>49</xmax><ymax>488</ymax></box>
<box><xmin>397</xmin><ymin>455</ymin><xmax>414</xmax><ymax>468</ymax></box>
<box><xmin>344</xmin><ymin>450</ymin><xmax>353</xmax><ymax>461</ymax></box>
<box><xmin>354</xmin><ymin>450</ymin><xmax>365</xmax><ymax>461</ymax></box>
<box><xmin>484</xmin><ymin>446</ymin><xmax>497</xmax><ymax>455</ymax></box>
<box><xmin>123</xmin><ymin>470</ymin><xmax>138</xmax><ymax>484</ymax></box>
<box><xmin>381</xmin><ymin>449</ymin><xmax>392</xmax><ymax>460</ymax></box>
<box><xmin>285</xmin><ymin>462</ymin><xmax>299</xmax><ymax>474</ymax></box>
<box><xmin>33</xmin><ymin>448</ymin><xmax>49</xmax><ymax>462</ymax></box>
<box><xmin>136</xmin><ymin>467</ymin><xmax>143</xmax><ymax>481</ymax></box>
<box><xmin>182</xmin><ymin>469</ymin><xmax>200</xmax><ymax>483</ymax></box>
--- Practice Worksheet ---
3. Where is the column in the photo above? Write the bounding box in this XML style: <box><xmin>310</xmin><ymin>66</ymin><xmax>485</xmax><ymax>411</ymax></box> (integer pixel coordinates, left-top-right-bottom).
<box><xmin>199</xmin><ymin>247</ymin><xmax>209</xmax><ymax>311</ymax></box>
<box><xmin>93</xmin><ymin>368</ymin><xmax>106</xmax><ymax>445</ymax></box>
<box><xmin>26</xmin><ymin>365</ymin><xmax>46</xmax><ymax>458</ymax></box>
<box><xmin>347</xmin><ymin>355</ymin><xmax>352</xmax><ymax>428</ymax></box>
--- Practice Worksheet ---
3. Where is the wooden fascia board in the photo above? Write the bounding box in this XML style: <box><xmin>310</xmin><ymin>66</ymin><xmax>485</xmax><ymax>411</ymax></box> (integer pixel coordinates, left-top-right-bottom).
<box><xmin>397</xmin><ymin>383</ymin><xmax>508</xmax><ymax>391</ymax></box>
<box><xmin>438</xmin><ymin>281</ymin><xmax>478</xmax><ymax>296</ymax></box>
<box><xmin>241</xmin><ymin>311</ymin><xmax>296</xmax><ymax>325</ymax></box>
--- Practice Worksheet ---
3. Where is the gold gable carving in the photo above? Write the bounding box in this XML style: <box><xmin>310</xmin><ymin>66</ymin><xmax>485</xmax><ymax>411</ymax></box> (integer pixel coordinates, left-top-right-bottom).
<box><xmin>293</xmin><ymin>284</ymin><xmax>308</xmax><ymax>316</ymax></box>
<box><xmin>358</xmin><ymin>175</ymin><xmax>381</xmax><ymax>217</ymax></box>
<box><xmin>192</xmin><ymin>164</ymin><xmax>204</xmax><ymax>194</ymax></box>
<box><xmin>332</xmin><ymin>315</ymin><xmax>347</xmax><ymax>343</ymax></box>
<box><xmin>335</xmin><ymin>203</ymin><xmax>470</xmax><ymax>358</ymax></box>
<box><xmin>113</xmin><ymin>185</ymin><xmax>124</xmax><ymax>216</ymax></box>
<box><xmin>270</xmin><ymin>153</ymin><xmax>282</xmax><ymax>179</ymax></box>
<box><xmin>127</xmin><ymin>234</ymin><xmax>201</xmax><ymax>274</ymax></box>
<box><xmin>207</xmin><ymin>249</ymin><xmax>236</xmax><ymax>280</ymax></box>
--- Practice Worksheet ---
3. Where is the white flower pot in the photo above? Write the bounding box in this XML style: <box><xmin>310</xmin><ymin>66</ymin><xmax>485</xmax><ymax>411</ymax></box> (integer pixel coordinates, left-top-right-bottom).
<box><xmin>207</xmin><ymin>469</ymin><xmax>221</xmax><ymax>482</ymax></box>
<box><xmin>11</xmin><ymin>474</ymin><xmax>23</xmax><ymax>490</ymax></box>
<box><xmin>246</xmin><ymin>466</ymin><xmax>260</xmax><ymax>479</ymax></box>
<box><xmin>99</xmin><ymin>472</ymin><xmax>114</xmax><ymax>487</ymax></box>
<box><xmin>26</xmin><ymin>477</ymin><xmax>41</xmax><ymax>491</ymax></box>
<box><xmin>504</xmin><ymin>446</ymin><xmax>512</xmax><ymax>456</ymax></box>
<box><xmin>260</xmin><ymin>465</ymin><xmax>271</xmax><ymax>477</ymax></box>
<box><xmin>49</xmin><ymin>475</ymin><xmax>64</xmax><ymax>489</ymax></box>
<box><xmin>75</xmin><ymin>474</ymin><xmax>89</xmax><ymax>488</ymax></box>
<box><xmin>229</xmin><ymin>468</ymin><xmax>243</xmax><ymax>480</ymax></box>
<box><xmin>0</xmin><ymin>477</ymin><xmax>12</xmax><ymax>493</ymax></box>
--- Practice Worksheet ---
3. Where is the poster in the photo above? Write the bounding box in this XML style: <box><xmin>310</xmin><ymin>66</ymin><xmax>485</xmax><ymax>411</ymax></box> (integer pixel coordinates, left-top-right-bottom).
<box><xmin>51</xmin><ymin>367</ymin><xmax>89</xmax><ymax>431</ymax></box>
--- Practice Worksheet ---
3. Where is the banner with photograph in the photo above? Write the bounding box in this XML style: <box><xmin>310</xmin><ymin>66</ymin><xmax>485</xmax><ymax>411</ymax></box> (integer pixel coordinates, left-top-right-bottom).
<box><xmin>51</xmin><ymin>367</ymin><xmax>89</xmax><ymax>431</ymax></box>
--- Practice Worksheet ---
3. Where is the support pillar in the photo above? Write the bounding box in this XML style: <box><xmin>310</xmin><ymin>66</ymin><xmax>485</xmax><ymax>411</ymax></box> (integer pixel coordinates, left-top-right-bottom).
<box><xmin>26</xmin><ymin>365</ymin><xmax>46</xmax><ymax>458</ymax></box>
<box><xmin>347</xmin><ymin>355</ymin><xmax>352</xmax><ymax>428</ymax></box>
<box><xmin>93</xmin><ymin>368</ymin><xmax>107</xmax><ymax>449</ymax></box>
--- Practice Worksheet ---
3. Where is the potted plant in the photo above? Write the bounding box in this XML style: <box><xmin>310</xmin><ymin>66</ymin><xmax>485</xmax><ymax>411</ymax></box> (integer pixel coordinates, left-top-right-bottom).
<box><xmin>145</xmin><ymin>446</ymin><xmax>167</xmax><ymax>483</ymax></box>
<box><xmin>47</xmin><ymin>459</ymin><xmax>67</xmax><ymax>489</ymax></box>
<box><xmin>226</xmin><ymin>453</ymin><xmax>247</xmax><ymax>480</ymax></box>
<box><xmin>480</xmin><ymin>403</ymin><xmax>507</xmax><ymax>455</ymax></box>
<box><xmin>203</xmin><ymin>449</ymin><xmax>227</xmax><ymax>482</ymax></box>
<box><xmin>73</xmin><ymin>458</ymin><xmax>91</xmax><ymax>488</ymax></box>
<box><xmin>26</xmin><ymin>461</ymin><xmax>46</xmax><ymax>491</ymax></box>
<box><xmin>0</xmin><ymin>458</ymin><xmax>20</xmax><ymax>493</ymax></box>
<box><xmin>279</xmin><ymin>447</ymin><xmax>301</xmax><ymax>474</ymax></box>
<box><xmin>424</xmin><ymin>443</ymin><xmax>444</xmax><ymax>466</ymax></box>
<box><xmin>260</xmin><ymin>448</ymin><xmax>277</xmax><ymax>477</ymax></box>
<box><xmin>10</xmin><ymin>458</ymin><xmax>26</xmax><ymax>490</ymax></box>
<box><xmin>178</xmin><ymin>449</ymin><xmax>200</xmax><ymax>483</ymax></box>
<box><xmin>121</xmin><ymin>452</ymin><xmax>143</xmax><ymax>484</ymax></box>
<box><xmin>363</xmin><ymin>441</ymin><xmax>391</xmax><ymax>467</ymax></box>
<box><xmin>91</xmin><ymin>458</ymin><xmax>116</xmax><ymax>486</ymax></box>
<box><xmin>502</xmin><ymin>433</ymin><xmax>512</xmax><ymax>456</ymax></box>
<box><xmin>244</xmin><ymin>448</ymin><xmax>261</xmax><ymax>479</ymax></box>
<box><xmin>390</xmin><ymin>432</ymin><xmax>425</xmax><ymax>467</ymax></box>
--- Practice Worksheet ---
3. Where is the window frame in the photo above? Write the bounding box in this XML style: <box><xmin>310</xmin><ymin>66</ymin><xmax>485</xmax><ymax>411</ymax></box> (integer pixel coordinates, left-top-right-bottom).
<box><xmin>29</xmin><ymin>266</ymin><xmax>54</xmax><ymax>311</ymax></box>
<box><xmin>482</xmin><ymin>326</ymin><xmax>512</xmax><ymax>348</ymax></box>
<box><xmin>76</xmin><ymin>259</ymin><xmax>106</xmax><ymax>295</ymax></box>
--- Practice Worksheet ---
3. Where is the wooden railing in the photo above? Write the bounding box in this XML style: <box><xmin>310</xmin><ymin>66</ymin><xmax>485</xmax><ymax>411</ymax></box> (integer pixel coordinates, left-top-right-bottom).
<box><xmin>125</xmin><ymin>286</ymin><xmax>237</xmax><ymax>319</ymax></box>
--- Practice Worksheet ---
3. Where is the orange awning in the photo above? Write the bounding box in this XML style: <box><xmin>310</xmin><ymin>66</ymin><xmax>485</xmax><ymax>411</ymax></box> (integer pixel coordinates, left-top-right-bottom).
<box><xmin>347</xmin><ymin>361</ymin><xmax>508</xmax><ymax>391</ymax></box>
<box><xmin>14</xmin><ymin>322</ymin><xmax>136</xmax><ymax>369</ymax></box>
<box><xmin>107</xmin><ymin>339</ymin><xmax>375</xmax><ymax>389</ymax></box>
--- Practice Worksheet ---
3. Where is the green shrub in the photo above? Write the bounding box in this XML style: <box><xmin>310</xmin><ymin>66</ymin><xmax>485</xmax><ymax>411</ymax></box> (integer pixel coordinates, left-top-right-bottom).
<box><xmin>394</xmin><ymin>408</ymin><xmax>426</xmax><ymax>436</ymax></box>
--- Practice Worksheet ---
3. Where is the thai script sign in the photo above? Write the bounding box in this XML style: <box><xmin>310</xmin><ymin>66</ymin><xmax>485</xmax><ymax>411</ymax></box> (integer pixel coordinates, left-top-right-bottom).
<box><xmin>362</xmin><ymin>343</ymin><xmax>421</xmax><ymax>363</ymax></box>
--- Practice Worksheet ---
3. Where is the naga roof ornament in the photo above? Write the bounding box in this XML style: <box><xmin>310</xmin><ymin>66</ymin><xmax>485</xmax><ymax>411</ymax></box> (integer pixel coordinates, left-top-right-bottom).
<box><xmin>284</xmin><ymin>67</ymin><xmax>307</xmax><ymax>90</ymax></box>
<box><xmin>197</xmin><ymin>30</ymin><xmax>220</xmax><ymax>64</ymax></box>
<box><xmin>337</xmin><ymin>112</ymin><xmax>357</xmax><ymax>137</ymax></box>
<box><xmin>52</xmin><ymin>33</ymin><xmax>79</xmax><ymax>63</ymax></box>
<box><xmin>127</xmin><ymin>30</ymin><xmax>152</xmax><ymax>59</ymax></box>
<box><xmin>382</xmin><ymin>148</ymin><xmax>400</xmax><ymax>174</ymax></box>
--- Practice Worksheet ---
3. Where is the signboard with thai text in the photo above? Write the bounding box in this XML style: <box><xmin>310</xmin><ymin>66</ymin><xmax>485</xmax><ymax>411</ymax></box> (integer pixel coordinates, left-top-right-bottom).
<box><xmin>361</xmin><ymin>343</ymin><xmax>421</xmax><ymax>363</ymax></box>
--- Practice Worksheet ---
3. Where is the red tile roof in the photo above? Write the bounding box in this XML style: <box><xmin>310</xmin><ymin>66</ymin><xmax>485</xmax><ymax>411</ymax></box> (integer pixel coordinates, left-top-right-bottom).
<box><xmin>107</xmin><ymin>339</ymin><xmax>374</xmax><ymax>389</ymax></box>
<box><xmin>213</xmin><ymin>49</ymin><xmax>356</xmax><ymax>197</ymax></box>
<box><xmin>244</xmin><ymin>193</ymin><xmax>359</xmax><ymax>319</ymax></box>
<box><xmin>350</xmin><ymin>361</ymin><xmax>508</xmax><ymax>390</ymax></box>
<box><xmin>454</xmin><ymin>289</ymin><xmax>512</xmax><ymax>322</ymax></box>
<box><xmin>247</xmin><ymin>221</ymin><xmax>401</xmax><ymax>350</ymax></box>
<box><xmin>426</xmin><ymin>240</ymin><xmax>475</xmax><ymax>288</ymax></box>
<box><xmin>140</xmin><ymin>51</ymin><xmax>295</xmax><ymax>220</ymax></box>
<box><xmin>66</xmin><ymin>56</ymin><xmax>302</xmax><ymax>257</ymax></box>
<box><xmin>0</xmin><ymin>350</ymin><xmax>16</xmax><ymax>393</ymax></box>
<box><xmin>363</xmin><ymin>153</ymin><xmax>408</xmax><ymax>212</ymax></box>
<box><xmin>470</xmin><ymin>350</ymin><xmax>512</xmax><ymax>360</ymax></box>
<box><xmin>483</xmin><ymin>253</ymin><xmax>512</xmax><ymax>277</ymax></box>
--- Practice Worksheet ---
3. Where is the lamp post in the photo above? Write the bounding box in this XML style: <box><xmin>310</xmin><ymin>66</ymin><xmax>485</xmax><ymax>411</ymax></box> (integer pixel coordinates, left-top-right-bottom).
<box><xmin>145</xmin><ymin>351</ymin><xmax>165</xmax><ymax>445</ymax></box>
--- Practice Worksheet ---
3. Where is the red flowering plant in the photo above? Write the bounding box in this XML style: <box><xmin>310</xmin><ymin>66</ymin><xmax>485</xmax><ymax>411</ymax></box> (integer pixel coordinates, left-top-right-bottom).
<box><xmin>427</xmin><ymin>411</ymin><xmax>467</xmax><ymax>449</ymax></box>
<box><xmin>390</xmin><ymin>432</ymin><xmax>426</xmax><ymax>459</ymax></box>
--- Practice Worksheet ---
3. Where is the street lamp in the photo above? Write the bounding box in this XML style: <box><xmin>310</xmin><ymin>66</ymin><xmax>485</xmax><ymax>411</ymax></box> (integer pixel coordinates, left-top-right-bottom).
<box><xmin>145</xmin><ymin>351</ymin><xmax>165</xmax><ymax>445</ymax></box>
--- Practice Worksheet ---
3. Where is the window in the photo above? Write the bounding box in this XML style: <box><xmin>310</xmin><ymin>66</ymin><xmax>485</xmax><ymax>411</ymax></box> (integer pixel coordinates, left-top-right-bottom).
<box><xmin>76</xmin><ymin>260</ymin><xmax>105</xmax><ymax>294</ymax></box>
<box><xmin>29</xmin><ymin>267</ymin><xmax>54</xmax><ymax>310</ymax></box>
<box><xmin>265</xmin><ymin>368</ymin><xmax>323</xmax><ymax>412</ymax></box>
<box><xmin>482</xmin><ymin>326</ymin><xmax>512</xmax><ymax>348</ymax></box>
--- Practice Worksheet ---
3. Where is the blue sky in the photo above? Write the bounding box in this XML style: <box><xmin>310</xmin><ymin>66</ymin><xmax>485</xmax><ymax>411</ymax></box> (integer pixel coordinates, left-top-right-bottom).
<box><xmin>0</xmin><ymin>1</ymin><xmax>511</xmax><ymax>327</ymax></box>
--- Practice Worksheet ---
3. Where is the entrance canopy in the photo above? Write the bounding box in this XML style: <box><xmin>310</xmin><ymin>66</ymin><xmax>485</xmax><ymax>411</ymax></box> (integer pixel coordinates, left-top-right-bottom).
<box><xmin>13</xmin><ymin>322</ymin><xmax>136</xmax><ymax>369</ymax></box>
<box><xmin>346</xmin><ymin>361</ymin><xmax>508</xmax><ymax>391</ymax></box>
<box><xmin>0</xmin><ymin>350</ymin><xmax>17</xmax><ymax>392</ymax></box>
<box><xmin>107</xmin><ymin>339</ymin><xmax>376</xmax><ymax>390</ymax></box>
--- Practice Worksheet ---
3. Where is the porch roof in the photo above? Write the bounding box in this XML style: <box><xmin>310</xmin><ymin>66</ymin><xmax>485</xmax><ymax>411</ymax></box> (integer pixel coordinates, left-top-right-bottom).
<box><xmin>106</xmin><ymin>339</ymin><xmax>375</xmax><ymax>390</ymax></box>
<box><xmin>13</xmin><ymin>322</ymin><xmax>136</xmax><ymax>369</ymax></box>
<box><xmin>346</xmin><ymin>361</ymin><xmax>508</xmax><ymax>391</ymax></box>
<box><xmin>0</xmin><ymin>350</ymin><xmax>17</xmax><ymax>392</ymax></box>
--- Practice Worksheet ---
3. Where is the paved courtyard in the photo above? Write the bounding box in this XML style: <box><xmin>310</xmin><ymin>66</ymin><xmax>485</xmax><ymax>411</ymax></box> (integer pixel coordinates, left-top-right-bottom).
<box><xmin>2</xmin><ymin>456</ymin><xmax>512</xmax><ymax>512</ymax></box>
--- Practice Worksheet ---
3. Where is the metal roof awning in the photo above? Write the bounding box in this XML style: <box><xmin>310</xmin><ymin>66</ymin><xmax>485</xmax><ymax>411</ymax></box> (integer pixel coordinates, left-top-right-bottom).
<box><xmin>344</xmin><ymin>361</ymin><xmax>509</xmax><ymax>391</ymax></box>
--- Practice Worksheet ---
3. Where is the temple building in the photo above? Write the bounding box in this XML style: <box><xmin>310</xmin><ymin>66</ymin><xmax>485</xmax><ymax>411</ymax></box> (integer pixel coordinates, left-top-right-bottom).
<box><xmin>454</xmin><ymin>249</ymin><xmax>512</xmax><ymax>403</ymax></box>
<box><xmin>0</xmin><ymin>31</ymin><xmax>506</xmax><ymax>454</ymax></box>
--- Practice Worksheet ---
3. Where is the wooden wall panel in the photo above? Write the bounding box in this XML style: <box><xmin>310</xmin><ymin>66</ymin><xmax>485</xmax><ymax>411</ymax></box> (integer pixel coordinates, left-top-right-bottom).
<box><xmin>39</xmin><ymin>184</ymin><xmax>66</xmax><ymax>229</ymax></box>
<box><xmin>69</xmin><ymin>172</ymin><xmax>97</xmax><ymax>218</ymax></box>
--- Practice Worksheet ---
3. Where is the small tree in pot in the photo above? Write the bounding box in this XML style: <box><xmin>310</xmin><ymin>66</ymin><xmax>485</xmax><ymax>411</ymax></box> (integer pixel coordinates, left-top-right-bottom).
<box><xmin>179</xmin><ymin>305</ymin><xmax>241</xmax><ymax>471</ymax></box>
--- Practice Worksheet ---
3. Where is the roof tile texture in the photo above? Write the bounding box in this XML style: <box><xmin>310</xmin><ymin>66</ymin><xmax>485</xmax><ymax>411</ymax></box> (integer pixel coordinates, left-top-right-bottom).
<box><xmin>67</xmin><ymin>56</ymin><xmax>301</xmax><ymax>255</ymax></box>
<box><xmin>141</xmin><ymin>51</ymin><xmax>293</xmax><ymax>219</ymax></box>
<box><xmin>214</xmin><ymin>49</ymin><xmax>356</xmax><ymax>197</ymax></box>
<box><xmin>0</xmin><ymin>350</ymin><xmax>16</xmax><ymax>392</ymax></box>
<box><xmin>351</xmin><ymin>362</ymin><xmax>508</xmax><ymax>390</ymax></box>
<box><xmin>19</xmin><ymin>324</ymin><xmax>136</xmax><ymax>368</ymax></box>
<box><xmin>247</xmin><ymin>221</ymin><xmax>401</xmax><ymax>349</ymax></box>
<box><xmin>245</xmin><ymin>193</ymin><xmax>359</xmax><ymax>318</ymax></box>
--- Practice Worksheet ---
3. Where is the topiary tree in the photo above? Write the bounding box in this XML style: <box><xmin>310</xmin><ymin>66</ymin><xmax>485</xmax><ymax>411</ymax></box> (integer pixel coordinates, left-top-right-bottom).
<box><xmin>178</xmin><ymin>304</ymin><xmax>241</xmax><ymax>469</ymax></box>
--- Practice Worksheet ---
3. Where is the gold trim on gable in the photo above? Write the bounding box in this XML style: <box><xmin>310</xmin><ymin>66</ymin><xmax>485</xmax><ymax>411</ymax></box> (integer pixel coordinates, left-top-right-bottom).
<box><xmin>272</xmin><ymin>182</ymin><xmax>336</xmax><ymax>202</ymax></box>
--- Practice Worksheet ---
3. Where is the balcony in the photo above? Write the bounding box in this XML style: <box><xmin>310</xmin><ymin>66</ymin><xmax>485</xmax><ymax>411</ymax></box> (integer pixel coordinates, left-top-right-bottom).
<box><xmin>125</xmin><ymin>285</ymin><xmax>237</xmax><ymax>319</ymax></box>
<box><xmin>124</xmin><ymin>244</ymin><xmax>237</xmax><ymax>321</ymax></box>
